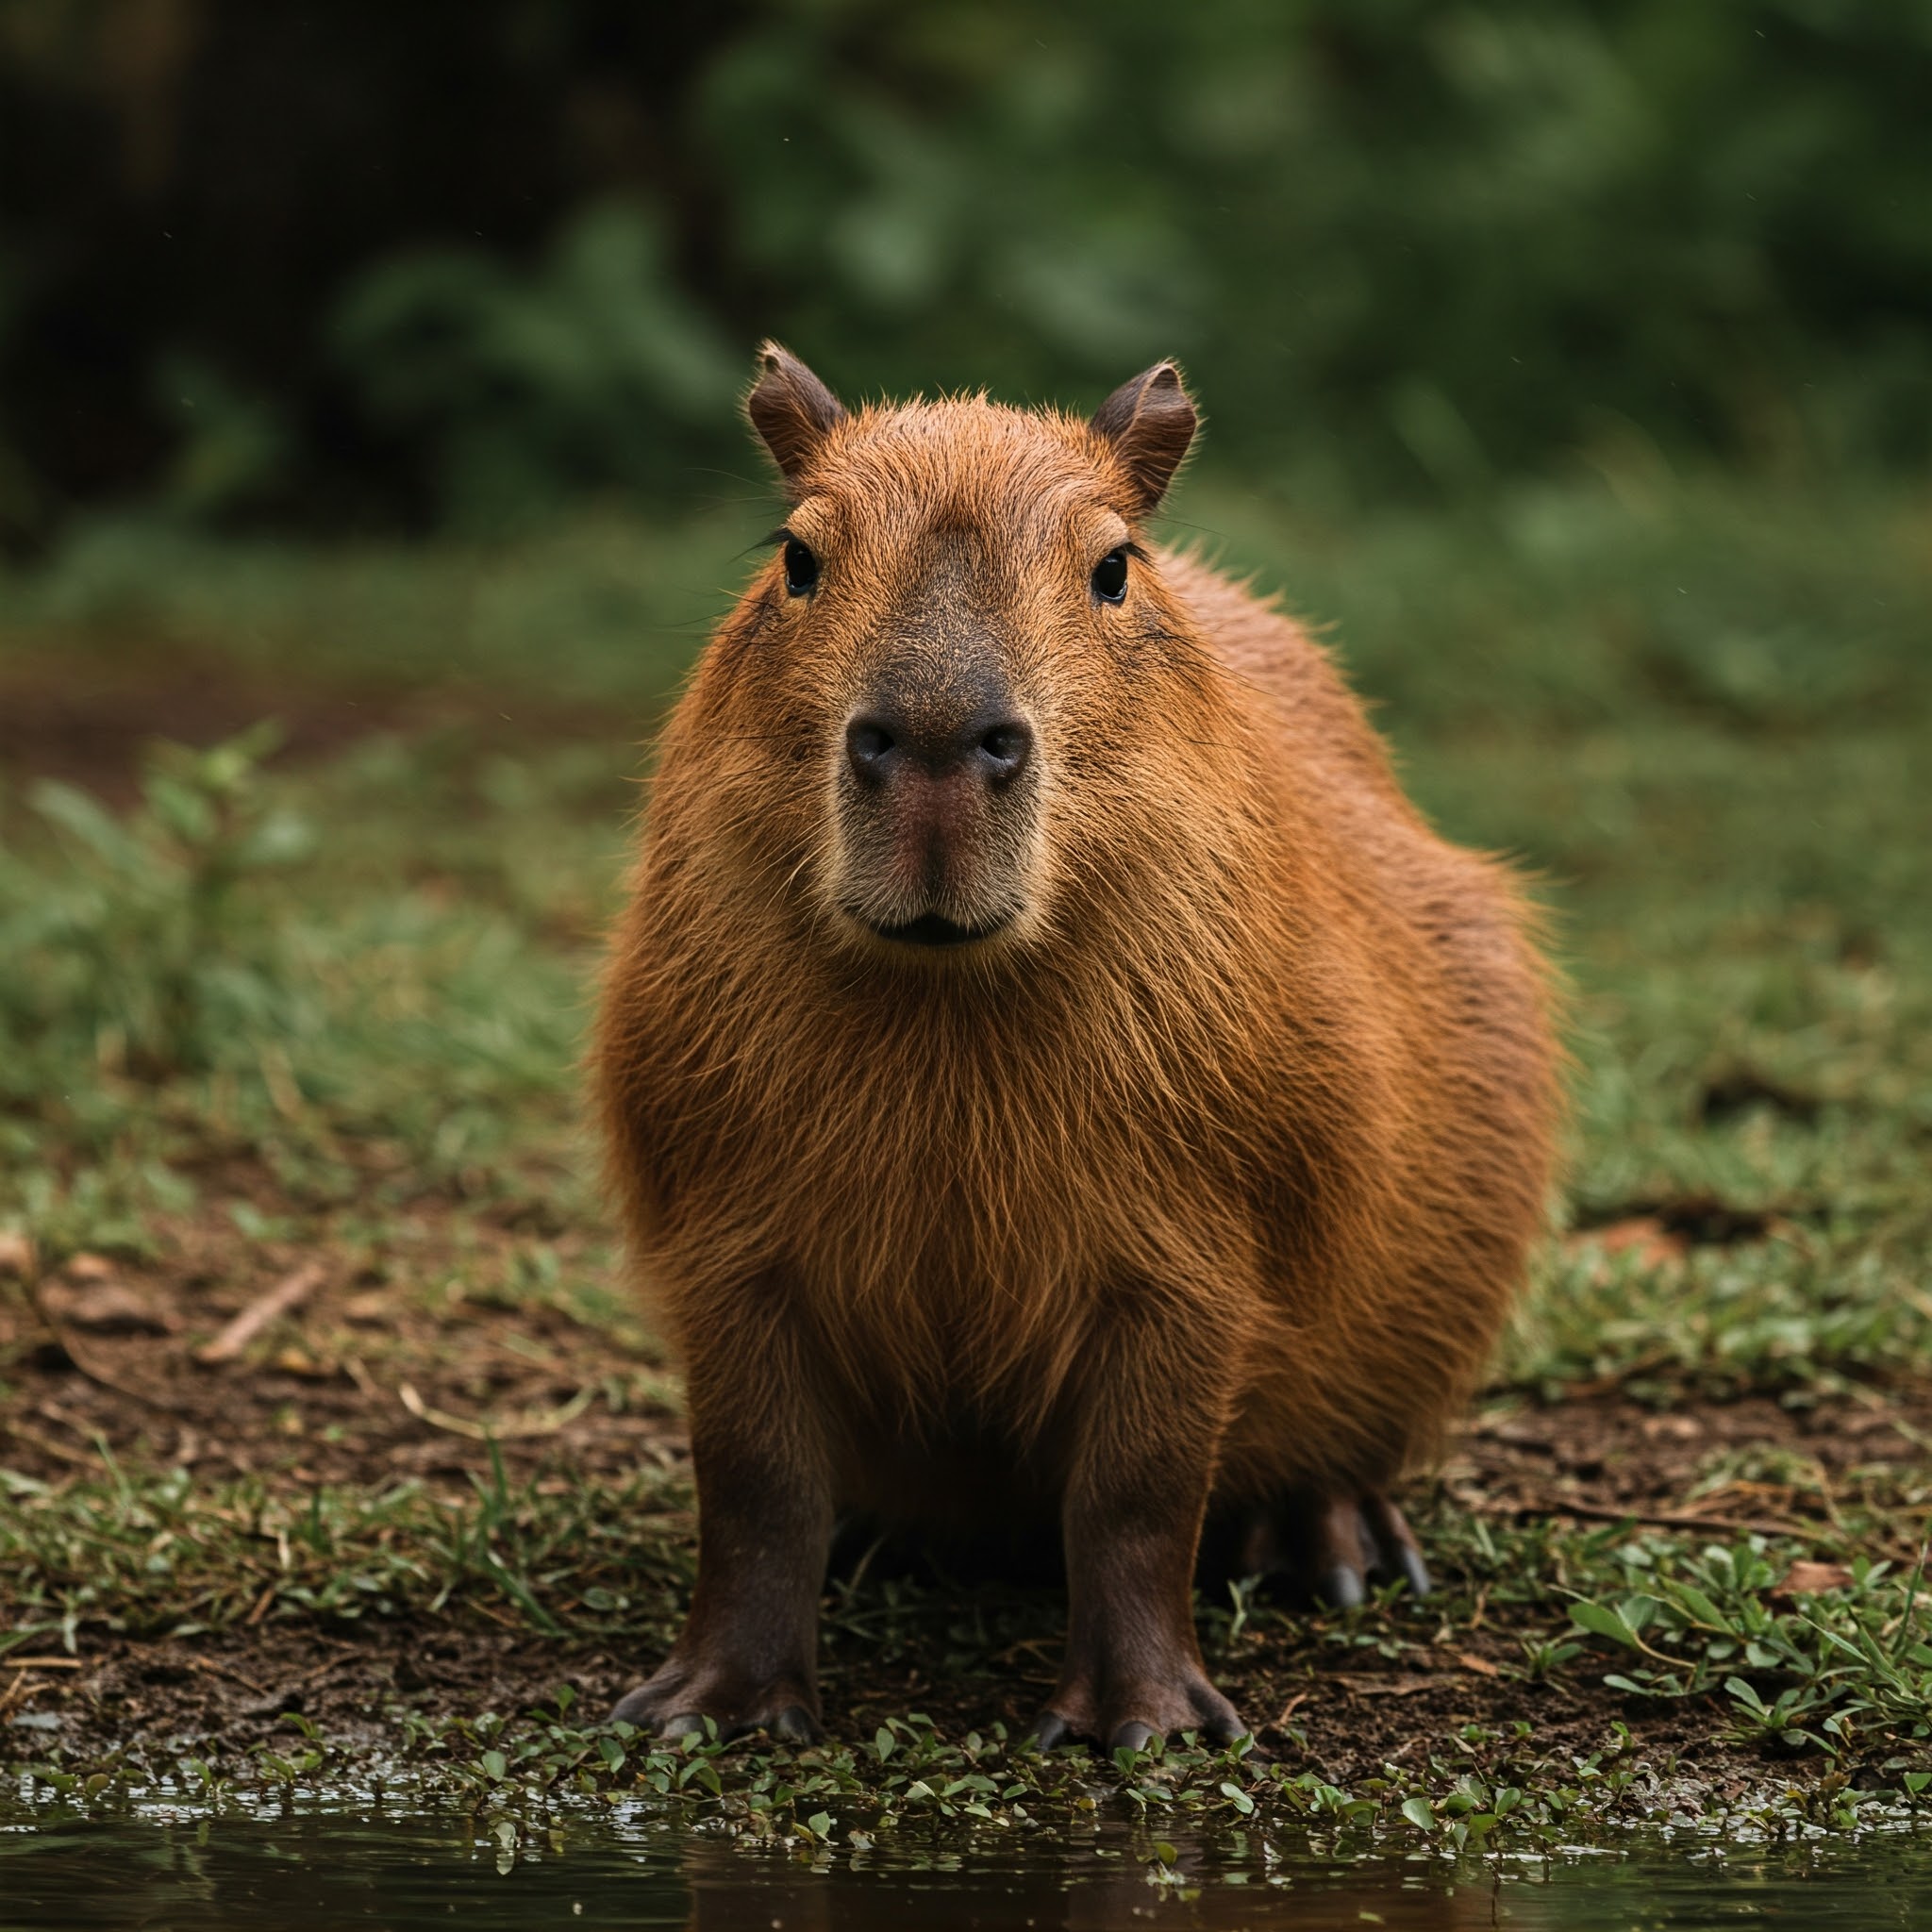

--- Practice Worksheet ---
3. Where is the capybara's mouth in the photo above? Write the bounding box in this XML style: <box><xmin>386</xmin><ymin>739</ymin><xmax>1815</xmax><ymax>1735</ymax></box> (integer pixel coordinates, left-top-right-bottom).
<box><xmin>864</xmin><ymin>910</ymin><xmax>1013</xmax><ymax>948</ymax></box>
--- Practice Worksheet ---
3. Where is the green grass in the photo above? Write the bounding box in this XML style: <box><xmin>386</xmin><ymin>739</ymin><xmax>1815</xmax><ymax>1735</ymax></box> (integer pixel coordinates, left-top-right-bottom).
<box><xmin>0</xmin><ymin>1448</ymin><xmax>687</xmax><ymax>1652</ymax></box>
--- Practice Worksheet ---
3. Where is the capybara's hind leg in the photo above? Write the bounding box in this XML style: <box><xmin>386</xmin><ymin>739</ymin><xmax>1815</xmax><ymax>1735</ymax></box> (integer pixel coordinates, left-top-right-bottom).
<box><xmin>610</xmin><ymin>1292</ymin><xmax>833</xmax><ymax>1742</ymax></box>
<box><xmin>1267</xmin><ymin>1487</ymin><xmax>1431</xmax><ymax>1608</ymax></box>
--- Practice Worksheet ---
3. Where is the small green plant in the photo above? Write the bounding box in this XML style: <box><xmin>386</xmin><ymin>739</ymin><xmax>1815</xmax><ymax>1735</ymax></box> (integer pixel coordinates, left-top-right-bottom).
<box><xmin>1565</xmin><ymin>1539</ymin><xmax>1932</xmax><ymax>1759</ymax></box>
<box><xmin>0</xmin><ymin>723</ymin><xmax>313</xmax><ymax>1087</ymax></box>
<box><xmin>1519</xmin><ymin>1633</ymin><xmax>1584</xmax><ymax>1680</ymax></box>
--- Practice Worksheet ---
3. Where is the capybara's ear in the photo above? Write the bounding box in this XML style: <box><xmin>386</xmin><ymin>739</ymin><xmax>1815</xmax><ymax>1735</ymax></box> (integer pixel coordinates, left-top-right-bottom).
<box><xmin>1091</xmin><ymin>361</ymin><xmax>1198</xmax><ymax>513</ymax></box>
<box><xmin>747</xmin><ymin>341</ymin><xmax>847</xmax><ymax>491</ymax></box>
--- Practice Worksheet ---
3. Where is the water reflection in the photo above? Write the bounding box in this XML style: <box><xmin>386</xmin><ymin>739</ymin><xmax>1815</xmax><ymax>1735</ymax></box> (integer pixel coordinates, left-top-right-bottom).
<box><xmin>678</xmin><ymin>1834</ymin><xmax>1494</xmax><ymax>1929</ymax></box>
<box><xmin>3</xmin><ymin>1807</ymin><xmax>1931</xmax><ymax>1929</ymax></box>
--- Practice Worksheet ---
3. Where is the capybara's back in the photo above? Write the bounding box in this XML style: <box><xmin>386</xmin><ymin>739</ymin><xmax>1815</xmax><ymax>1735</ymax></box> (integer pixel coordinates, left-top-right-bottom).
<box><xmin>595</xmin><ymin>347</ymin><xmax>1559</xmax><ymax>1749</ymax></box>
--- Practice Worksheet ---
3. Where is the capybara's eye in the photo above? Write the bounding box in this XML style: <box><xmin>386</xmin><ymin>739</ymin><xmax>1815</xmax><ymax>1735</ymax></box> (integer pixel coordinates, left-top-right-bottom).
<box><xmin>1091</xmin><ymin>547</ymin><xmax>1128</xmax><ymax>604</ymax></box>
<box><xmin>782</xmin><ymin>538</ymin><xmax>819</xmax><ymax>597</ymax></box>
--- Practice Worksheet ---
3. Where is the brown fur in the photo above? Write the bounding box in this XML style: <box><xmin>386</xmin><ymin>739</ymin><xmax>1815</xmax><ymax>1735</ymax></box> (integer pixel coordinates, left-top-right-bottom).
<box><xmin>593</xmin><ymin>348</ymin><xmax>1560</xmax><ymax>1746</ymax></box>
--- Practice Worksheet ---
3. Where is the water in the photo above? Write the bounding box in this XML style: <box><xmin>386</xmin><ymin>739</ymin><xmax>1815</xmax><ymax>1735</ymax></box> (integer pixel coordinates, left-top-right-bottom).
<box><xmin>6</xmin><ymin>1807</ymin><xmax>1932</xmax><ymax>1931</ymax></box>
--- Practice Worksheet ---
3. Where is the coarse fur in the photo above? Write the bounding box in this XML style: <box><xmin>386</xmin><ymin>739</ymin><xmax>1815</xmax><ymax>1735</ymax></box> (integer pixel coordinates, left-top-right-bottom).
<box><xmin>593</xmin><ymin>348</ymin><xmax>1560</xmax><ymax>1744</ymax></box>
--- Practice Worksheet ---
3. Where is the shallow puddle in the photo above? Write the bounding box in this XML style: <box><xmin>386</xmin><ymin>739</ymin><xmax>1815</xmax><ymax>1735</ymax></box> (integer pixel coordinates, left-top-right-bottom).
<box><xmin>6</xmin><ymin>1805</ymin><xmax>1932</xmax><ymax>1931</ymax></box>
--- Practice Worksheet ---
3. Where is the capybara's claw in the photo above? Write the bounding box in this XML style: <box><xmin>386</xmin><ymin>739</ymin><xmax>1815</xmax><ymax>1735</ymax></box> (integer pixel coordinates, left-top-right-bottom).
<box><xmin>1392</xmin><ymin>1543</ymin><xmax>1431</xmax><ymax>1597</ymax></box>
<box><xmin>1319</xmin><ymin>1561</ymin><xmax>1367</xmax><ymax>1608</ymax></box>
<box><xmin>1026</xmin><ymin>1710</ymin><xmax>1075</xmax><ymax>1751</ymax></box>
<box><xmin>608</xmin><ymin>1679</ymin><xmax>684</xmax><ymax>1730</ymax></box>
<box><xmin>768</xmin><ymin>1704</ymin><xmax>822</xmax><ymax>1744</ymax></box>
<box><xmin>608</xmin><ymin>1671</ymin><xmax>821</xmax><ymax>1744</ymax></box>
<box><xmin>1363</xmin><ymin>1494</ymin><xmax>1431</xmax><ymax>1599</ymax></box>
<box><xmin>1032</xmin><ymin>1674</ymin><xmax>1248</xmax><ymax>1753</ymax></box>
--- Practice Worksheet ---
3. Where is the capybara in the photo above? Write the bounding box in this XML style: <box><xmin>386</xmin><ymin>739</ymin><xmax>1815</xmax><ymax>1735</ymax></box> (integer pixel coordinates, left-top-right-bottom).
<box><xmin>594</xmin><ymin>344</ymin><xmax>1559</xmax><ymax>1749</ymax></box>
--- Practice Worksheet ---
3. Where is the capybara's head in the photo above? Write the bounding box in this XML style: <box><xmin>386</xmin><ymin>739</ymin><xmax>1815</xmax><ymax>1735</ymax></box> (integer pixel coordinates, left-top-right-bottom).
<box><xmin>692</xmin><ymin>343</ymin><xmax>1231</xmax><ymax>965</ymax></box>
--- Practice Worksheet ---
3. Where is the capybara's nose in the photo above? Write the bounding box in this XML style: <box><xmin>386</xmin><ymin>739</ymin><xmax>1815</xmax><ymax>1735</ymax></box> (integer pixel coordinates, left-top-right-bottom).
<box><xmin>845</xmin><ymin>706</ymin><xmax>1032</xmax><ymax>790</ymax></box>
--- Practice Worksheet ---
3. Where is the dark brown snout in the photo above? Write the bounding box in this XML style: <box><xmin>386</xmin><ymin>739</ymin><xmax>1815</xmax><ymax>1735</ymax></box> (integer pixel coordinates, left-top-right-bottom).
<box><xmin>834</xmin><ymin>663</ymin><xmax>1039</xmax><ymax>949</ymax></box>
<box><xmin>844</xmin><ymin>705</ymin><xmax>1032</xmax><ymax>790</ymax></box>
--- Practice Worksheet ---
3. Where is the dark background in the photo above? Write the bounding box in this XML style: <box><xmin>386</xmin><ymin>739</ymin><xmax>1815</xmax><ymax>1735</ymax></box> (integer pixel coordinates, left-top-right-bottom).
<box><xmin>3</xmin><ymin>0</ymin><xmax>1928</xmax><ymax>545</ymax></box>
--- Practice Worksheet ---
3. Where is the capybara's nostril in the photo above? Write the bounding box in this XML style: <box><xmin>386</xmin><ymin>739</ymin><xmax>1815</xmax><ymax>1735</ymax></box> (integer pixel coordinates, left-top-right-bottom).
<box><xmin>847</xmin><ymin>701</ymin><xmax>1030</xmax><ymax>786</ymax></box>
<box><xmin>976</xmin><ymin>720</ymin><xmax>1032</xmax><ymax>786</ymax></box>
<box><xmin>846</xmin><ymin>716</ymin><xmax>896</xmax><ymax>785</ymax></box>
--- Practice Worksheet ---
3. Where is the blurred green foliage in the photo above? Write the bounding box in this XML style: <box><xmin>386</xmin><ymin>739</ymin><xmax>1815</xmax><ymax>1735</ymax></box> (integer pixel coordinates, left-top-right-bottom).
<box><xmin>0</xmin><ymin>0</ymin><xmax>1926</xmax><ymax>535</ymax></box>
<box><xmin>332</xmin><ymin>205</ymin><xmax>741</xmax><ymax>531</ymax></box>
<box><xmin>0</xmin><ymin>726</ymin><xmax>313</xmax><ymax>1086</ymax></box>
<box><xmin>0</xmin><ymin>729</ymin><xmax>304</xmax><ymax>1247</ymax></box>
<box><xmin>679</xmin><ymin>0</ymin><xmax>1932</xmax><ymax>489</ymax></box>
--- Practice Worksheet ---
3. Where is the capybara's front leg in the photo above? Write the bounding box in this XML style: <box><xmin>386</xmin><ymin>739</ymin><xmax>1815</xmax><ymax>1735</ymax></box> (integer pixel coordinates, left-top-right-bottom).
<box><xmin>1030</xmin><ymin>1304</ymin><xmax>1247</xmax><ymax>1753</ymax></box>
<box><xmin>610</xmin><ymin>1309</ymin><xmax>832</xmax><ymax>1742</ymax></box>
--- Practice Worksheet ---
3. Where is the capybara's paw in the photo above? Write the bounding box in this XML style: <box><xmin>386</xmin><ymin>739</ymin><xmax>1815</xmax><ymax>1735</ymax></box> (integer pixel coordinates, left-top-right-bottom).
<box><xmin>1027</xmin><ymin>1667</ymin><xmax>1246</xmax><ymax>1754</ymax></box>
<box><xmin>608</xmin><ymin>1664</ymin><xmax>821</xmax><ymax>1744</ymax></box>
<box><xmin>1282</xmin><ymin>1490</ymin><xmax>1431</xmax><ymax>1607</ymax></box>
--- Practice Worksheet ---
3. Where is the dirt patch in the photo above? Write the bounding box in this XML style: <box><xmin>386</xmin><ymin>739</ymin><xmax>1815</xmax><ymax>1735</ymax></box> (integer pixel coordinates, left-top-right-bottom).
<box><xmin>12</xmin><ymin>1225</ymin><xmax>1912</xmax><ymax>1541</ymax></box>
<box><xmin>0</xmin><ymin>638</ymin><xmax>628</xmax><ymax>805</ymax></box>
<box><xmin>0</xmin><ymin>1195</ymin><xmax>677</xmax><ymax>1495</ymax></box>
<box><xmin>1453</xmin><ymin>1390</ymin><xmax>1928</xmax><ymax>1539</ymax></box>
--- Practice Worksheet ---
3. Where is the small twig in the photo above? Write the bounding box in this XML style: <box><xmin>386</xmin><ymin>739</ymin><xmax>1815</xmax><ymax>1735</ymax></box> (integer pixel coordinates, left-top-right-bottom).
<box><xmin>294</xmin><ymin>1649</ymin><xmax>360</xmax><ymax>1688</ymax></box>
<box><xmin>2</xmin><ymin>1419</ymin><xmax>101</xmax><ymax>1469</ymax></box>
<box><xmin>4</xmin><ymin>1657</ymin><xmax>84</xmax><ymax>1671</ymax></box>
<box><xmin>117</xmin><ymin>1642</ymin><xmax>270</xmax><ymax>1698</ymax></box>
<box><xmin>479</xmin><ymin>1333</ymin><xmax>568</xmax><ymax>1376</ymax></box>
<box><xmin>187</xmin><ymin>1655</ymin><xmax>271</xmax><ymax>1696</ymax></box>
<box><xmin>990</xmin><ymin>1637</ymin><xmax>1058</xmax><ymax>1667</ymax></box>
<box><xmin>0</xmin><ymin>1674</ymin><xmax>44</xmax><ymax>1723</ymax></box>
<box><xmin>397</xmin><ymin>1380</ymin><xmax>594</xmax><ymax>1441</ymax></box>
<box><xmin>1475</xmin><ymin>1494</ymin><xmax>1813</xmax><ymax>1539</ymax></box>
<box><xmin>195</xmin><ymin>1262</ymin><xmax>327</xmax><ymax>1365</ymax></box>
